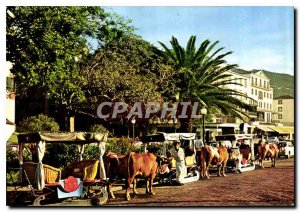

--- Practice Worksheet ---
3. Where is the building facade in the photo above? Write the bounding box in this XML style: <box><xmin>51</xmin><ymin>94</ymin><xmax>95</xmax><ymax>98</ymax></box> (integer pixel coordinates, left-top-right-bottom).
<box><xmin>248</xmin><ymin>70</ymin><xmax>273</xmax><ymax>123</ymax></box>
<box><xmin>222</xmin><ymin>69</ymin><xmax>273</xmax><ymax>124</ymax></box>
<box><xmin>272</xmin><ymin>95</ymin><xmax>294</xmax><ymax>126</ymax></box>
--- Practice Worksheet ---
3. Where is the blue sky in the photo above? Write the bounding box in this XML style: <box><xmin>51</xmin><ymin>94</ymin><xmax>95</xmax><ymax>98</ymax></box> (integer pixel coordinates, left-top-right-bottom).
<box><xmin>104</xmin><ymin>6</ymin><xmax>294</xmax><ymax>76</ymax></box>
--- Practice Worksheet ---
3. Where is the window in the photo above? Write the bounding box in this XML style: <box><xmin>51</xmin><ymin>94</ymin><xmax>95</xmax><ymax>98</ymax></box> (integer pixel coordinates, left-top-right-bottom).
<box><xmin>278</xmin><ymin>114</ymin><xmax>282</xmax><ymax>119</ymax></box>
<box><xmin>270</xmin><ymin>94</ymin><xmax>272</xmax><ymax>99</ymax></box>
<box><xmin>244</xmin><ymin>79</ymin><xmax>247</xmax><ymax>88</ymax></box>
<box><xmin>270</xmin><ymin>104</ymin><xmax>272</xmax><ymax>110</ymax></box>
<box><xmin>278</xmin><ymin>100</ymin><xmax>282</xmax><ymax>104</ymax></box>
<box><xmin>260</xmin><ymin>79</ymin><xmax>262</xmax><ymax>87</ymax></box>
<box><xmin>251</xmin><ymin>88</ymin><xmax>253</xmax><ymax>95</ymax></box>
<box><xmin>264</xmin><ymin>102</ymin><xmax>266</xmax><ymax>108</ymax></box>
<box><xmin>278</xmin><ymin>107</ymin><xmax>282</xmax><ymax>112</ymax></box>
<box><xmin>255</xmin><ymin>89</ymin><xmax>257</xmax><ymax>95</ymax></box>
<box><xmin>264</xmin><ymin>80</ymin><xmax>266</xmax><ymax>88</ymax></box>
<box><xmin>258</xmin><ymin>91</ymin><xmax>263</xmax><ymax>99</ymax></box>
<box><xmin>251</xmin><ymin>77</ymin><xmax>254</xmax><ymax>85</ymax></box>
<box><xmin>267</xmin><ymin>93</ymin><xmax>269</xmax><ymax>98</ymax></box>
<box><xmin>264</xmin><ymin>92</ymin><xmax>266</xmax><ymax>98</ymax></box>
<box><xmin>255</xmin><ymin>78</ymin><xmax>257</xmax><ymax>86</ymax></box>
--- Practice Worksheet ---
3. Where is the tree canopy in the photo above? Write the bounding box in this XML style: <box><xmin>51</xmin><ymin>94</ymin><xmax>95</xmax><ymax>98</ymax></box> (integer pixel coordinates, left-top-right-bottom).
<box><xmin>154</xmin><ymin>35</ymin><xmax>255</xmax><ymax>132</ymax></box>
<box><xmin>6</xmin><ymin>6</ymin><xmax>134</xmax><ymax>110</ymax></box>
<box><xmin>79</xmin><ymin>35</ymin><xmax>175</xmax><ymax>123</ymax></box>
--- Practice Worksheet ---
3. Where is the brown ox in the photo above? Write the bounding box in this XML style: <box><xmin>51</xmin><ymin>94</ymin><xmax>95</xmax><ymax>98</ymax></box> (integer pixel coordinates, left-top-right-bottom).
<box><xmin>257</xmin><ymin>142</ymin><xmax>279</xmax><ymax>168</ymax></box>
<box><xmin>105</xmin><ymin>152</ymin><xmax>159</xmax><ymax>201</ymax></box>
<box><xmin>105</xmin><ymin>152</ymin><xmax>129</xmax><ymax>199</ymax></box>
<box><xmin>126</xmin><ymin>152</ymin><xmax>158</xmax><ymax>201</ymax></box>
<box><xmin>198</xmin><ymin>145</ymin><xmax>230</xmax><ymax>178</ymax></box>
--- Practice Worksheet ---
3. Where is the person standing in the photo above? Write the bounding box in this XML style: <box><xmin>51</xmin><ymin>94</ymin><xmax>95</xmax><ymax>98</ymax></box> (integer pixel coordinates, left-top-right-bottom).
<box><xmin>170</xmin><ymin>141</ymin><xmax>186</xmax><ymax>186</ymax></box>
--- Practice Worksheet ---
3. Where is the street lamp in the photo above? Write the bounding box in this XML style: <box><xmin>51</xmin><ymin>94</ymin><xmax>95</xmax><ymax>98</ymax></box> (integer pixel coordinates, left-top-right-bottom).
<box><xmin>200</xmin><ymin>107</ymin><xmax>207</xmax><ymax>145</ymax></box>
<box><xmin>131</xmin><ymin>117</ymin><xmax>136</xmax><ymax>140</ymax></box>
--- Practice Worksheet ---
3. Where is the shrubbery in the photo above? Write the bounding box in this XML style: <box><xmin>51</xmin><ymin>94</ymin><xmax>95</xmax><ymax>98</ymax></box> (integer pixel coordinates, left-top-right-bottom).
<box><xmin>18</xmin><ymin>114</ymin><xmax>60</xmax><ymax>132</ymax></box>
<box><xmin>43</xmin><ymin>143</ymin><xmax>79</xmax><ymax>168</ymax></box>
<box><xmin>8</xmin><ymin>114</ymin><xmax>144</xmax><ymax>168</ymax></box>
<box><xmin>106</xmin><ymin>137</ymin><xmax>143</xmax><ymax>155</ymax></box>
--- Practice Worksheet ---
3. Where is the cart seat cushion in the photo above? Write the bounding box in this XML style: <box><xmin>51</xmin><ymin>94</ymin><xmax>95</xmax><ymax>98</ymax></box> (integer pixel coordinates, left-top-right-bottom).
<box><xmin>22</xmin><ymin>162</ymin><xmax>61</xmax><ymax>185</ymax></box>
<box><xmin>241</xmin><ymin>158</ymin><xmax>247</xmax><ymax>165</ymax></box>
<box><xmin>62</xmin><ymin>159</ymin><xmax>99</xmax><ymax>181</ymax></box>
<box><xmin>185</xmin><ymin>154</ymin><xmax>195</xmax><ymax>166</ymax></box>
<box><xmin>240</xmin><ymin>148</ymin><xmax>251</xmax><ymax>160</ymax></box>
<box><xmin>64</xmin><ymin>176</ymin><xmax>80</xmax><ymax>193</ymax></box>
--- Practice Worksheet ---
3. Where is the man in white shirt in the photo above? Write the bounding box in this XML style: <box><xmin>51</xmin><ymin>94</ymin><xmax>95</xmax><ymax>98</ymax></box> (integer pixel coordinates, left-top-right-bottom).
<box><xmin>170</xmin><ymin>141</ymin><xmax>186</xmax><ymax>186</ymax></box>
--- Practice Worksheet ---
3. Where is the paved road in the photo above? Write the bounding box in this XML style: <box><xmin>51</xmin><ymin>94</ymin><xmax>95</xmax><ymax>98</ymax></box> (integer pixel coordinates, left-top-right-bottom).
<box><xmin>105</xmin><ymin>158</ymin><xmax>295</xmax><ymax>207</ymax></box>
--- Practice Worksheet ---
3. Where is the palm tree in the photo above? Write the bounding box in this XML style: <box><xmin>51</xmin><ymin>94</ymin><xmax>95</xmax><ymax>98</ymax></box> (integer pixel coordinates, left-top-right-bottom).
<box><xmin>154</xmin><ymin>35</ymin><xmax>254</xmax><ymax>132</ymax></box>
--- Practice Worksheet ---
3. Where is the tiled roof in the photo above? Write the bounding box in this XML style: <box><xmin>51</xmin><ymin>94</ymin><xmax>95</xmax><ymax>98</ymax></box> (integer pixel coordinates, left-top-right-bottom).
<box><xmin>231</xmin><ymin>69</ymin><xmax>250</xmax><ymax>75</ymax></box>
<box><xmin>273</xmin><ymin>95</ymin><xmax>294</xmax><ymax>100</ymax></box>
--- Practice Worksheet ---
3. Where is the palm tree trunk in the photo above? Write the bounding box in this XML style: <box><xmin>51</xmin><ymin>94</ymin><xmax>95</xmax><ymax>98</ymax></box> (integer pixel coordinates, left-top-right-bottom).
<box><xmin>178</xmin><ymin>105</ymin><xmax>193</xmax><ymax>133</ymax></box>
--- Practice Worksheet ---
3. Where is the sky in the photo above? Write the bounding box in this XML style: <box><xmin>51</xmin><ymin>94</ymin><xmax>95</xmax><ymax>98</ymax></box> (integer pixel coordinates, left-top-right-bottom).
<box><xmin>104</xmin><ymin>6</ymin><xmax>294</xmax><ymax>76</ymax></box>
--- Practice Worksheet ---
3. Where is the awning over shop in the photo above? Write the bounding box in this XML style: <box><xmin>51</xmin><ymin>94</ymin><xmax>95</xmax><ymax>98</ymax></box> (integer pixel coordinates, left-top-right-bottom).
<box><xmin>268</xmin><ymin>127</ymin><xmax>294</xmax><ymax>134</ymax></box>
<box><xmin>256</xmin><ymin>126</ymin><xmax>274</xmax><ymax>132</ymax></box>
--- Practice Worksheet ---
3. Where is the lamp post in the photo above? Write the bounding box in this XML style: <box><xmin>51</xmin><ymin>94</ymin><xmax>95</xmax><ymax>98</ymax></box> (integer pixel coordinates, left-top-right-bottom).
<box><xmin>131</xmin><ymin>117</ymin><xmax>136</xmax><ymax>140</ymax></box>
<box><xmin>200</xmin><ymin>107</ymin><xmax>207</xmax><ymax>145</ymax></box>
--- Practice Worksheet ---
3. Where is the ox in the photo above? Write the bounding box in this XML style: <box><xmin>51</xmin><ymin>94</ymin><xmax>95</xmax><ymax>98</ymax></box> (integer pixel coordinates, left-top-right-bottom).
<box><xmin>198</xmin><ymin>145</ymin><xmax>232</xmax><ymax>178</ymax></box>
<box><xmin>105</xmin><ymin>152</ymin><xmax>159</xmax><ymax>201</ymax></box>
<box><xmin>105</xmin><ymin>152</ymin><xmax>128</xmax><ymax>199</ymax></box>
<box><xmin>257</xmin><ymin>142</ymin><xmax>279</xmax><ymax>168</ymax></box>
<box><xmin>126</xmin><ymin>152</ymin><xmax>158</xmax><ymax>201</ymax></box>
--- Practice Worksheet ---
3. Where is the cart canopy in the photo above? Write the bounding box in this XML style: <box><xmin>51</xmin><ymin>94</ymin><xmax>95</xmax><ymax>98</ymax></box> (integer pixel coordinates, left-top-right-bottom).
<box><xmin>17</xmin><ymin>132</ymin><xmax>108</xmax><ymax>190</ymax></box>
<box><xmin>17</xmin><ymin>132</ymin><xmax>107</xmax><ymax>144</ymax></box>
<box><xmin>142</xmin><ymin>132</ymin><xmax>196</xmax><ymax>143</ymax></box>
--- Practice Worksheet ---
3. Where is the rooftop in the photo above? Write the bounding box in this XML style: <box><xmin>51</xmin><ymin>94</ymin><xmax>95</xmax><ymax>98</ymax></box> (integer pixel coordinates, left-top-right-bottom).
<box><xmin>273</xmin><ymin>95</ymin><xmax>294</xmax><ymax>100</ymax></box>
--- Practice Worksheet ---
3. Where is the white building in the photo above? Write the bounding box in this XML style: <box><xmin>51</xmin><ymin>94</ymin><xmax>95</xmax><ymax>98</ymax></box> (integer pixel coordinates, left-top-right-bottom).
<box><xmin>223</xmin><ymin>69</ymin><xmax>273</xmax><ymax>124</ymax></box>
<box><xmin>272</xmin><ymin>95</ymin><xmax>294</xmax><ymax>126</ymax></box>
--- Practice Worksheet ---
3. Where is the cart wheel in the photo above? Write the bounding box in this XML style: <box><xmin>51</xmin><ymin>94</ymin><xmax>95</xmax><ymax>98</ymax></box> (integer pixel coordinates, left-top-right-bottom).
<box><xmin>33</xmin><ymin>196</ymin><xmax>43</xmax><ymax>206</ymax></box>
<box><xmin>92</xmin><ymin>188</ymin><xmax>108</xmax><ymax>206</ymax></box>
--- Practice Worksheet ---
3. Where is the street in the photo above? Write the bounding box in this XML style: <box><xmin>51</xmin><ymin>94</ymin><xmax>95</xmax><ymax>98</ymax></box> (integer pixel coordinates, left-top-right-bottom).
<box><xmin>105</xmin><ymin>158</ymin><xmax>294</xmax><ymax>207</ymax></box>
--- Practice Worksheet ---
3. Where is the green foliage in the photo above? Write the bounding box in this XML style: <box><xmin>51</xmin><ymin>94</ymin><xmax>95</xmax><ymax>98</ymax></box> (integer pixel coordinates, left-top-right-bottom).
<box><xmin>43</xmin><ymin>143</ymin><xmax>79</xmax><ymax>168</ymax></box>
<box><xmin>261</xmin><ymin>70</ymin><xmax>294</xmax><ymax>98</ymax></box>
<box><xmin>82</xmin><ymin>144</ymin><xmax>99</xmax><ymax>160</ymax></box>
<box><xmin>6</xmin><ymin>146</ymin><xmax>32</xmax><ymax>168</ymax></box>
<box><xmin>80</xmin><ymin>36</ymin><xmax>174</xmax><ymax>119</ymax></box>
<box><xmin>7</xmin><ymin>147</ymin><xmax>21</xmax><ymax>168</ymax></box>
<box><xmin>155</xmin><ymin>35</ymin><xmax>255</xmax><ymax>132</ymax></box>
<box><xmin>146</xmin><ymin>143</ymin><xmax>164</xmax><ymax>155</ymax></box>
<box><xmin>18</xmin><ymin>114</ymin><xmax>60</xmax><ymax>132</ymax></box>
<box><xmin>106</xmin><ymin>137</ymin><xmax>142</xmax><ymax>155</ymax></box>
<box><xmin>7</xmin><ymin>170</ymin><xmax>19</xmax><ymax>185</ymax></box>
<box><xmin>7</xmin><ymin>6</ymin><xmax>134</xmax><ymax>110</ymax></box>
<box><xmin>89</xmin><ymin>124</ymin><xmax>112</xmax><ymax>136</ymax></box>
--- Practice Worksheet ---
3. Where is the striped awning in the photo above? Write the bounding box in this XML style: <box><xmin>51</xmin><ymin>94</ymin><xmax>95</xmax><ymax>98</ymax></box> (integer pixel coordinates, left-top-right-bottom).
<box><xmin>268</xmin><ymin>127</ymin><xmax>294</xmax><ymax>134</ymax></box>
<box><xmin>256</xmin><ymin>126</ymin><xmax>274</xmax><ymax>132</ymax></box>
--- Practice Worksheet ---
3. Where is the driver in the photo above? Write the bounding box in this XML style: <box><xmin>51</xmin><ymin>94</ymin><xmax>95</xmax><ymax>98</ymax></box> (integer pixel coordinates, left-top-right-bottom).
<box><xmin>170</xmin><ymin>141</ymin><xmax>186</xmax><ymax>186</ymax></box>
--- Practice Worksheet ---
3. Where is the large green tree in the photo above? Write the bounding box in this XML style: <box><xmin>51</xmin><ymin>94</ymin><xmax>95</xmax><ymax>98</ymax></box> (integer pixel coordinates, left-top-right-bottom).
<box><xmin>80</xmin><ymin>35</ymin><xmax>175</xmax><ymax>125</ymax></box>
<box><xmin>6</xmin><ymin>6</ymin><xmax>134</xmax><ymax>112</ymax></box>
<box><xmin>155</xmin><ymin>35</ymin><xmax>254</xmax><ymax>132</ymax></box>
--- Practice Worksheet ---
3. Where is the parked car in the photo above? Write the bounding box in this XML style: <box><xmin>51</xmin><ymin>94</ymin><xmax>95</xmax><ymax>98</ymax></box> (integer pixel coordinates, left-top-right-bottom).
<box><xmin>278</xmin><ymin>141</ymin><xmax>294</xmax><ymax>158</ymax></box>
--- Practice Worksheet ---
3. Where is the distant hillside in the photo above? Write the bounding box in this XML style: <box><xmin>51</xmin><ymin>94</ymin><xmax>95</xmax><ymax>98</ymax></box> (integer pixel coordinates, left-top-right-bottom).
<box><xmin>233</xmin><ymin>69</ymin><xmax>294</xmax><ymax>98</ymax></box>
<box><xmin>262</xmin><ymin>70</ymin><xmax>294</xmax><ymax>98</ymax></box>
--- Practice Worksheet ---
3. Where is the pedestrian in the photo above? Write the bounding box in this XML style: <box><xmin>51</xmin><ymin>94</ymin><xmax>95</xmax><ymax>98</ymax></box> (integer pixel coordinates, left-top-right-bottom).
<box><xmin>170</xmin><ymin>141</ymin><xmax>186</xmax><ymax>186</ymax></box>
